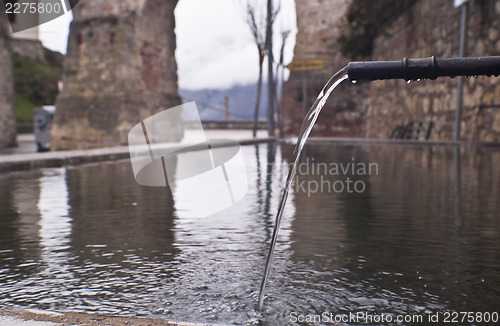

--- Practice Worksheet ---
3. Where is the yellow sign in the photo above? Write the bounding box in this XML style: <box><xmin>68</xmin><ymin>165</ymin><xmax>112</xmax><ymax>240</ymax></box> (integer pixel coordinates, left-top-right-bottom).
<box><xmin>287</xmin><ymin>59</ymin><xmax>324</xmax><ymax>72</ymax></box>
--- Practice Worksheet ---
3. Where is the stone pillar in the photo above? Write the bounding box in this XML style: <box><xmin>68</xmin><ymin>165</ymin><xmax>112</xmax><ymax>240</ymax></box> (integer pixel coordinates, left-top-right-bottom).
<box><xmin>52</xmin><ymin>0</ymin><xmax>182</xmax><ymax>150</ymax></box>
<box><xmin>0</xmin><ymin>8</ymin><xmax>16</xmax><ymax>148</ymax></box>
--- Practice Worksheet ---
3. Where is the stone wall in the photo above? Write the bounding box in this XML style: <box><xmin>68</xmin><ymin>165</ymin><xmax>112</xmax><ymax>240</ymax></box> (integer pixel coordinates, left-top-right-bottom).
<box><xmin>9</xmin><ymin>38</ymin><xmax>46</xmax><ymax>63</ymax></box>
<box><xmin>0</xmin><ymin>9</ymin><xmax>16</xmax><ymax>148</ymax></box>
<box><xmin>368</xmin><ymin>0</ymin><xmax>500</xmax><ymax>141</ymax></box>
<box><xmin>52</xmin><ymin>0</ymin><xmax>182</xmax><ymax>150</ymax></box>
<box><xmin>282</xmin><ymin>0</ymin><xmax>369</xmax><ymax>137</ymax></box>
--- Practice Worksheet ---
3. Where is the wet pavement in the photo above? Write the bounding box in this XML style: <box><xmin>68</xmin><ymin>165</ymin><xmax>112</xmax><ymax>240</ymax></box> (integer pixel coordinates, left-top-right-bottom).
<box><xmin>0</xmin><ymin>131</ymin><xmax>270</xmax><ymax>156</ymax></box>
<box><xmin>0</xmin><ymin>130</ymin><xmax>274</xmax><ymax>173</ymax></box>
<box><xmin>0</xmin><ymin>134</ymin><xmax>37</xmax><ymax>155</ymax></box>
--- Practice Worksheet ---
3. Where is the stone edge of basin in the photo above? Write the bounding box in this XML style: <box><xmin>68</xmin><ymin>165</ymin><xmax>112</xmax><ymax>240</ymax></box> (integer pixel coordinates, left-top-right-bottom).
<box><xmin>0</xmin><ymin>138</ymin><xmax>276</xmax><ymax>173</ymax></box>
<box><xmin>305</xmin><ymin>137</ymin><xmax>500</xmax><ymax>148</ymax></box>
<box><xmin>0</xmin><ymin>305</ymin><xmax>227</xmax><ymax>326</ymax></box>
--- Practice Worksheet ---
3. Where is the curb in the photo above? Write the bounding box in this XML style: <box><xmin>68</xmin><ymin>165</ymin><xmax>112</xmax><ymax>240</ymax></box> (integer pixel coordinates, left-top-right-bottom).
<box><xmin>0</xmin><ymin>138</ymin><xmax>276</xmax><ymax>173</ymax></box>
<box><xmin>305</xmin><ymin>137</ymin><xmax>500</xmax><ymax>147</ymax></box>
<box><xmin>0</xmin><ymin>306</ymin><xmax>223</xmax><ymax>326</ymax></box>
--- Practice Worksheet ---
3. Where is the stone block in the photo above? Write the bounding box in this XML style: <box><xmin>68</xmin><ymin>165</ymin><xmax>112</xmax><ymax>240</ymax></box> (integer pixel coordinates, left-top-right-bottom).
<box><xmin>0</xmin><ymin>11</ymin><xmax>16</xmax><ymax>148</ymax></box>
<box><xmin>489</xmin><ymin>27</ymin><xmax>499</xmax><ymax>42</ymax></box>
<box><xmin>52</xmin><ymin>0</ymin><xmax>182</xmax><ymax>150</ymax></box>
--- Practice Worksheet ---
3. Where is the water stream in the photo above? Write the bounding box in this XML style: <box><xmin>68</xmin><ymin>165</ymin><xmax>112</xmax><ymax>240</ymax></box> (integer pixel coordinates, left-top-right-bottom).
<box><xmin>258</xmin><ymin>67</ymin><xmax>349</xmax><ymax>310</ymax></box>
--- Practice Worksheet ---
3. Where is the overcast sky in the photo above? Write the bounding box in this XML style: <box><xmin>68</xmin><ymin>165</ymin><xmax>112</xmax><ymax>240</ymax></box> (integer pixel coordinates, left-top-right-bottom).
<box><xmin>39</xmin><ymin>0</ymin><xmax>296</xmax><ymax>90</ymax></box>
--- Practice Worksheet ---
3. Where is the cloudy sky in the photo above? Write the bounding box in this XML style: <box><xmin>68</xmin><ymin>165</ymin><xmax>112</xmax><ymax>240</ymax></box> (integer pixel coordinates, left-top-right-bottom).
<box><xmin>39</xmin><ymin>0</ymin><xmax>296</xmax><ymax>90</ymax></box>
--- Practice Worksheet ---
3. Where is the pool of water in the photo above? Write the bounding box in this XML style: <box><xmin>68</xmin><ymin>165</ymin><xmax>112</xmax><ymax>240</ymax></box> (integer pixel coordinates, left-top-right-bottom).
<box><xmin>0</xmin><ymin>142</ymin><xmax>499</xmax><ymax>325</ymax></box>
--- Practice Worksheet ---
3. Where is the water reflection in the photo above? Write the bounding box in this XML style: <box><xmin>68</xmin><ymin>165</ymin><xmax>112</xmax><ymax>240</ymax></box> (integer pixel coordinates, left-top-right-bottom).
<box><xmin>63</xmin><ymin>162</ymin><xmax>180</xmax><ymax>315</ymax></box>
<box><xmin>0</xmin><ymin>143</ymin><xmax>499</xmax><ymax>325</ymax></box>
<box><xmin>65</xmin><ymin>161</ymin><xmax>177</xmax><ymax>256</ymax></box>
<box><xmin>263</xmin><ymin>142</ymin><xmax>500</xmax><ymax>323</ymax></box>
<box><xmin>36</xmin><ymin>168</ymin><xmax>74</xmax><ymax>307</ymax></box>
<box><xmin>0</xmin><ymin>170</ymin><xmax>44</xmax><ymax>284</ymax></box>
<box><xmin>38</xmin><ymin>168</ymin><xmax>71</xmax><ymax>257</ymax></box>
<box><xmin>14</xmin><ymin>172</ymin><xmax>42</xmax><ymax>251</ymax></box>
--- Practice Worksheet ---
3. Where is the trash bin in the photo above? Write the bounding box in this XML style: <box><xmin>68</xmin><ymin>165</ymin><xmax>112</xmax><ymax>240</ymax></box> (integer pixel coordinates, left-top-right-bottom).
<box><xmin>33</xmin><ymin>106</ymin><xmax>56</xmax><ymax>152</ymax></box>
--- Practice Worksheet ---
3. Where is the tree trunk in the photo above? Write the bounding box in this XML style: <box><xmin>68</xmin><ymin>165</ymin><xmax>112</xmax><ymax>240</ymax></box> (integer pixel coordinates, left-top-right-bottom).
<box><xmin>252</xmin><ymin>54</ymin><xmax>264</xmax><ymax>138</ymax></box>
<box><xmin>265</xmin><ymin>0</ymin><xmax>274</xmax><ymax>137</ymax></box>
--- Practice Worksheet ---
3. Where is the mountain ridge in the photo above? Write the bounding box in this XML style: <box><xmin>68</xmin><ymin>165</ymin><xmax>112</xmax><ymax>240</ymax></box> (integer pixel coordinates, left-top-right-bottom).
<box><xmin>179</xmin><ymin>82</ymin><xmax>268</xmax><ymax>121</ymax></box>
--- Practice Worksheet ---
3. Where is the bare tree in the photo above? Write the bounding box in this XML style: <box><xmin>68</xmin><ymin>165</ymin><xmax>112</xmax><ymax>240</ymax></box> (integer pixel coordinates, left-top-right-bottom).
<box><xmin>245</xmin><ymin>0</ymin><xmax>279</xmax><ymax>138</ymax></box>
<box><xmin>275</xmin><ymin>30</ymin><xmax>290</xmax><ymax>138</ymax></box>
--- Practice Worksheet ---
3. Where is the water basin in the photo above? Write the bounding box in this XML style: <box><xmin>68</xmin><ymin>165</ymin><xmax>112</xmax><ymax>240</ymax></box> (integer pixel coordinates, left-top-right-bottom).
<box><xmin>0</xmin><ymin>142</ymin><xmax>499</xmax><ymax>325</ymax></box>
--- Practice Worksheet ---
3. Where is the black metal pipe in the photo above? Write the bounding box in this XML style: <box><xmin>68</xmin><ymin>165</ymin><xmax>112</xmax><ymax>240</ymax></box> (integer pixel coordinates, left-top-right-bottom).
<box><xmin>347</xmin><ymin>56</ymin><xmax>500</xmax><ymax>82</ymax></box>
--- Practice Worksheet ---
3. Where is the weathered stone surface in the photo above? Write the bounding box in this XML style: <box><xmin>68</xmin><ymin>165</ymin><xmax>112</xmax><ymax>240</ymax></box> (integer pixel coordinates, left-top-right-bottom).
<box><xmin>0</xmin><ymin>9</ymin><xmax>16</xmax><ymax>148</ymax></box>
<box><xmin>9</xmin><ymin>38</ymin><xmax>46</xmax><ymax>63</ymax></box>
<box><xmin>52</xmin><ymin>0</ymin><xmax>182</xmax><ymax>150</ymax></box>
<box><xmin>282</xmin><ymin>0</ymin><xmax>369</xmax><ymax>138</ymax></box>
<box><xmin>286</xmin><ymin>0</ymin><xmax>499</xmax><ymax>141</ymax></box>
<box><xmin>368</xmin><ymin>0</ymin><xmax>500</xmax><ymax>141</ymax></box>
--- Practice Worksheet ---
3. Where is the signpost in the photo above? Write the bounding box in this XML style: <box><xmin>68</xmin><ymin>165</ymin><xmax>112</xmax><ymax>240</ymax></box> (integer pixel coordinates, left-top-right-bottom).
<box><xmin>287</xmin><ymin>59</ymin><xmax>324</xmax><ymax>72</ymax></box>
<box><xmin>454</xmin><ymin>0</ymin><xmax>469</xmax><ymax>141</ymax></box>
<box><xmin>287</xmin><ymin>59</ymin><xmax>325</xmax><ymax>117</ymax></box>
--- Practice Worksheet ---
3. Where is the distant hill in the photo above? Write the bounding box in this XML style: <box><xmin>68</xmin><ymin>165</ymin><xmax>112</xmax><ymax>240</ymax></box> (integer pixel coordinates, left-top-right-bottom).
<box><xmin>179</xmin><ymin>82</ymin><xmax>268</xmax><ymax>121</ymax></box>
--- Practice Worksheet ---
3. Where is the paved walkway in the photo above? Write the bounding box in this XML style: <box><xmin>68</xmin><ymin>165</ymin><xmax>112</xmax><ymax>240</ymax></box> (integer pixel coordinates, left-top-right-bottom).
<box><xmin>0</xmin><ymin>130</ymin><xmax>270</xmax><ymax>155</ymax></box>
<box><xmin>0</xmin><ymin>134</ymin><xmax>37</xmax><ymax>155</ymax></box>
<box><xmin>0</xmin><ymin>130</ymin><xmax>274</xmax><ymax>173</ymax></box>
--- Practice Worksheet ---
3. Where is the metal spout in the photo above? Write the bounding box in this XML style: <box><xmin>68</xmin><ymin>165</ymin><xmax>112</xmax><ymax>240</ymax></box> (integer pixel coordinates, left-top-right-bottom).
<box><xmin>347</xmin><ymin>56</ymin><xmax>500</xmax><ymax>82</ymax></box>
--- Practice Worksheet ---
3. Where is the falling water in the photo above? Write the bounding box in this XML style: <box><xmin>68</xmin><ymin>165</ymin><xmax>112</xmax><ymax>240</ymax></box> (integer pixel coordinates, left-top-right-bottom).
<box><xmin>257</xmin><ymin>67</ymin><xmax>349</xmax><ymax>311</ymax></box>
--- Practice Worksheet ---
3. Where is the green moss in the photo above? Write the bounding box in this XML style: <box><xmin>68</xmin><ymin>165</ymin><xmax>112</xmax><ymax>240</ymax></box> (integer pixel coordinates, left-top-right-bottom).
<box><xmin>13</xmin><ymin>54</ymin><xmax>55</xmax><ymax>79</ymax></box>
<box><xmin>15</xmin><ymin>93</ymin><xmax>37</xmax><ymax>123</ymax></box>
<box><xmin>12</xmin><ymin>51</ymin><xmax>62</xmax><ymax>122</ymax></box>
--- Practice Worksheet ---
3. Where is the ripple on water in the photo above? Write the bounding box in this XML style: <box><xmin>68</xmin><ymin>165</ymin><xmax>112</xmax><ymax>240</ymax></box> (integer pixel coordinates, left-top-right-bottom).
<box><xmin>0</xmin><ymin>146</ymin><xmax>499</xmax><ymax>324</ymax></box>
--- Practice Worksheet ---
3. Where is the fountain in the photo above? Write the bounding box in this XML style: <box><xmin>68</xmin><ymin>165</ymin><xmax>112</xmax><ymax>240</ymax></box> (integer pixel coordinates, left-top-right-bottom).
<box><xmin>257</xmin><ymin>56</ymin><xmax>500</xmax><ymax>312</ymax></box>
<box><xmin>346</xmin><ymin>56</ymin><xmax>500</xmax><ymax>81</ymax></box>
<box><xmin>1</xmin><ymin>56</ymin><xmax>499</xmax><ymax>325</ymax></box>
